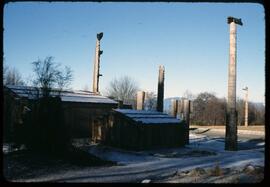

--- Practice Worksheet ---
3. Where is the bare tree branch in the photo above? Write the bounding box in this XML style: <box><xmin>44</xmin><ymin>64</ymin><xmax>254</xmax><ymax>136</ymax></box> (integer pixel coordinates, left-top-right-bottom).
<box><xmin>144</xmin><ymin>91</ymin><xmax>157</xmax><ymax>111</ymax></box>
<box><xmin>4</xmin><ymin>66</ymin><xmax>25</xmax><ymax>86</ymax></box>
<box><xmin>105</xmin><ymin>76</ymin><xmax>139</xmax><ymax>106</ymax></box>
<box><xmin>31</xmin><ymin>56</ymin><xmax>73</xmax><ymax>97</ymax></box>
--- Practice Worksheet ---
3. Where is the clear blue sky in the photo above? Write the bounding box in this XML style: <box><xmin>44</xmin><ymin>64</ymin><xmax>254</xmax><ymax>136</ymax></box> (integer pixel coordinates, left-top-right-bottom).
<box><xmin>3</xmin><ymin>2</ymin><xmax>265</xmax><ymax>103</ymax></box>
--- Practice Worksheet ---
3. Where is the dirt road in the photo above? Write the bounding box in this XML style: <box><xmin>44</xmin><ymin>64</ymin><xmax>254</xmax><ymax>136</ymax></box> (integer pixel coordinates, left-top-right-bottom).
<box><xmin>10</xmin><ymin>132</ymin><xmax>264</xmax><ymax>183</ymax></box>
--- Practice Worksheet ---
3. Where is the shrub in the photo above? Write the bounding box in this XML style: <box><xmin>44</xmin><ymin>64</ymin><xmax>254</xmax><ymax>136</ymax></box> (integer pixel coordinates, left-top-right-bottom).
<box><xmin>210</xmin><ymin>162</ymin><xmax>223</xmax><ymax>176</ymax></box>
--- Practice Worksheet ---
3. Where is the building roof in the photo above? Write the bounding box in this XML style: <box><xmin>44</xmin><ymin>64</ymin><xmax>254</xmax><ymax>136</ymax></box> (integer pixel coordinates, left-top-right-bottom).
<box><xmin>114</xmin><ymin>109</ymin><xmax>183</xmax><ymax>125</ymax></box>
<box><xmin>5</xmin><ymin>85</ymin><xmax>118</xmax><ymax>105</ymax></box>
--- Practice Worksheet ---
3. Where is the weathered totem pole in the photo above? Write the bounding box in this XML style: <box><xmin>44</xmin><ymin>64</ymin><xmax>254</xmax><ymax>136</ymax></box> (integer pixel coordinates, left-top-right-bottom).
<box><xmin>136</xmin><ymin>91</ymin><xmax>146</xmax><ymax>110</ymax></box>
<box><xmin>183</xmin><ymin>99</ymin><xmax>191</xmax><ymax>144</ymax></box>
<box><xmin>171</xmin><ymin>99</ymin><xmax>178</xmax><ymax>118</ymax></box>
<box><xmin>92</xmin><ymin>32</ymin><xmax>103</xmax><ymax>94</ymax></box>
<box><xmin>225</xmin><ymin>17</ymin><xmax>243</xmax><ymax>151</ymax></box>
<box><xmin>157</xmin><ymin>65</ymin><xmax>165</xmax><ymax>112</ymax></box>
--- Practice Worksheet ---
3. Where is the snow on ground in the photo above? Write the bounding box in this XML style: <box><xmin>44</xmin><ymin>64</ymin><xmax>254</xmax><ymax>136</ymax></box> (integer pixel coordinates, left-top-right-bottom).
<box><xmin>86</xmin><ymin>144</ymin><xmax>159</xmax><ymax>165</ymax></box>
<box><xmin>88</xmin><ymin>133</ymin><xmax>264</xmax><ymax>167</ymax></box>
<box><xmin>9</xmin><ymin>132</ymin><xmax>264</xmax><ymax>183</ymax></box>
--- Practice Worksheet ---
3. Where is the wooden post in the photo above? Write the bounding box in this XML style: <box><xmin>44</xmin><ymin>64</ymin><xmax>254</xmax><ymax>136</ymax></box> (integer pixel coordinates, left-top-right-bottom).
<box><xmin>91</xmin><ymin>118</ymin><xmax>96</xmax><ymax>143</ymax></box>
<box><xmin>225</xmin><ymin>17</ymin><xmax>242</xmax><ymax>151</ymax></box>
<box><xmin>136</xmin><ymin>91</ymin><xmax>145</xmax><ymax>110</ymax></box>
<box><xmin>189</xmin><ymin>100</ymin><xmax>193</xmax><ymax>113</ymax></box>
<box><xmin>243</xmin><ymin>87</ymin><xmax>249</xmax><ymax>127</ymax></box>
<box><xmin>171</xmin><ymin>99</ymin><xmax>178</xmax><ymax>118</ymax></box>
<box><xmin>178</xmin><ymin>98</ymin><xmax>184</xmax><ymax>119</ymax></box>
<box><xmin>118</xmin><ymin>100</ymin><xmax>123</xmax><ymax>109</ymax></box>
<box><xmin>183</xmin><ymin>99</ymin><xmax>190</xmax><ymax>144</ymax></box>
<box><xmin>92</xmin><ymin>32</ymin><xmax>103</xmax><ymax>93</ymax></box>
<box><xmin>157</xmin><ymin>65</ymin><xmax>165</xmax><ymax>112</ymax></box>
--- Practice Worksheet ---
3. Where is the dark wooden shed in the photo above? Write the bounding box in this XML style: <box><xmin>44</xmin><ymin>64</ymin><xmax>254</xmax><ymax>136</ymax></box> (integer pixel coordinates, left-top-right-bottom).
<box><xmin>4</xmin><ymin>85</ymin><xmax>118</xmax><ymax>143</ymax></box>
<box><xmin>106</xmin><ymin>109</ymin><xmax>188</xmax><ymax>150</ymax></box>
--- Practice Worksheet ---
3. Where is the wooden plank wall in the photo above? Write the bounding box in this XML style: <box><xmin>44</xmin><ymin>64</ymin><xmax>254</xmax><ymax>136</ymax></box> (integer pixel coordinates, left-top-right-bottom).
<box><xmin>106</xmin><ymin>111</ymin><xmax>188</xmax><ymax>150</ymax></box>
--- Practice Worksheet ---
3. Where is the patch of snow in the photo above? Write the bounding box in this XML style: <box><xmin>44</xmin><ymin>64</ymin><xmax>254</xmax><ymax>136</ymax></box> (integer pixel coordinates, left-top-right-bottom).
<box><xmin>141</xmin><ymin>179</ymin><xmax>151</xmax><ymax>183</ymax></box>
<box><xmin>6</xmin><ymin>85</ymin><xmax>117</xmax><ymax>104</ymax></box>
<box><xmin>125</xmin><ymin>114</ymin><xmax>172</xmax><ymax>118</ymax></box>
<box><xmin>61</xmin><ymin>96</ymin><xmax>117</xmax><ymax>104</ymax></box>
<box><xmin>133</xmin><ymin>118</ymin><xmax>182</xmax><ymax>124</ymax></box>
<box><xmin>256</xmin><ymin>142</ymin><xmax>265</xmax><ymax>146</ymax></box>
<box><xmin>114</xmin><ymin>109</ymin><xmax>163</xmax><ymax>114</ymax></box>
<box><xmin>115</xmin><ymin>109</ymin><xmax>183</xmax><ymax>124</ymax></box>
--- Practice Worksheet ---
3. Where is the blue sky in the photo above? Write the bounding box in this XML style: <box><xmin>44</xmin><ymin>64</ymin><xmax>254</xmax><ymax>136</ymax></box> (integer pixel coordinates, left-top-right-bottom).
<box><xmin>3</xmin><ymin>2</ymin><xmax>265</xmax><ymax>103</ymax></box>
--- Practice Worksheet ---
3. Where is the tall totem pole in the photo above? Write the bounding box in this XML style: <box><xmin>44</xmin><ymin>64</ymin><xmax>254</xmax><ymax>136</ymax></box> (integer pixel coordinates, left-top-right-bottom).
<box><xmin>92</xmin><ymin>32</ymin><xmax>103</xmax><ymax>94</ymax></box>
<box><xmin>157</xmin><ymin>65</ymin><xmax>165</xmax><ymax>112</ymax></box>
<box><xmin>225</xmin><ymin>17</ymin><xmax>243</xmax><ymax>151</ymax></box>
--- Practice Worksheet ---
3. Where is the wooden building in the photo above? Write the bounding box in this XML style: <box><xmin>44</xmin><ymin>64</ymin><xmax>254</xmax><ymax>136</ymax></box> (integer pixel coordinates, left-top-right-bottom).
<box><xmin>105</xmin><ymin>109</ymin><xmax>188</xmax><ymax>150</ymax></box>
<box><xmin>4</xmin><ymin>85</ymin><xmax>118</xmax><ymax>143</ymax></box>
<box><xmin>4</xmin><ymin>85</ymin><xmax>188</xmax><ymax>150</ymax></box>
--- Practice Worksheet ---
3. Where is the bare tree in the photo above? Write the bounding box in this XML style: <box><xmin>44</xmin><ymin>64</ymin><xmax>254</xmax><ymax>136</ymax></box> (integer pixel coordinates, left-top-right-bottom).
<box><xmin>31</xmin><ymin>56</ymin><xmax>73</xmax><ymax>97</ymax></box>
<box><xmin>236</xmin><ymin>97</ymin><xmax>245</xmax><ymax>126</ymax></box>
<box><xmin>3</xmin><ymin>64</ymin><xmax>8</xmax><ymax>84</ymax></box>
<box><xmin>20</xmin><ymin>57</ymin><xmax>73</xmax><ymax>153</ymax></box>
<box><xmin>190</xmin><ymin>91</ymin><xmax>264</xmax><ymax>126</ymax></box>
<box><xmin>236</xmin><ymin>98</ymin><xmax>265</xmax><ymax>126</ymax></box>
<box><xmin>56</xmin><ymin>66</ymin><xmax>73</xmax><ymax>93</ymax></box>
<box><xmin>182</xmin><ymin>90</ymin><xmax>195</xmax><ymax>100</ymax></box>
<box><xmin>105</xmin><ymin>76</ymin><xmax>139</xmax><ymax>106</ymax></box>
<box><xmin>192</xmin><ymin>92</ymin><xmax>226</xmax><ymax>125</ymax></box>
<box><xmin>248</xmin><ymin>102</ymin><xmax>265</xmax><ymax>125</ymax></box>
<box><xmin>4</xmin><ymin>66</ymin><xmax>25</xmax><ymax>86</ymax></box>
<box><xmin>82</xmin><ymin>85</ymin><xmax>90</xmax><ymax>92</ymax></box>
<box><xmin>144</xmin><ymin>91</ymin><xmax>157</xmax><ymax>111</ymax></box>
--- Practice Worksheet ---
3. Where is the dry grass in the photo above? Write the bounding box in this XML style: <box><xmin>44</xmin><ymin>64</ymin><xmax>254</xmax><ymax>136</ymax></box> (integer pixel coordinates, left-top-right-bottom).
<box><xmin>155</xmin><ymin>164</ymin><xmax>264</xmax><ymax>183</ymax></box>
<box><xmin>209</xmin><ymin>162</ymin><xmax>223</xmax><ymax>176</ymax></box>
<box><xmin>189</xmin><ymin>168</ymin><xmax>207</xmax><ymax>177</ymax></box>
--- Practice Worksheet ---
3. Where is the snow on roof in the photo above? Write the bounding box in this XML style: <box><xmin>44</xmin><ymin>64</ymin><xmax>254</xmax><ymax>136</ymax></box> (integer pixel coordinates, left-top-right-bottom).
<box><xmin>133</xmin><ymin>118</ymin><xmax>182</xmax><ymax>124</ymax></box>
<box><xmin>5</xmin><ymin>85</ymin><xmax>117</xmax><ymax>104</ymax></box>
<box><xmin>125</xmin><ymin>114</ymin><xmax>173</xmax><ymax>118</ymax></box>
<box><xmin>114</xmin><ymin>109</ymin><xmax>182</xmax><ymax>125</ymax></box>
<box><xmin>115</xmin><ymin>109</ymin><xmax>164</xmax><ymax>115</ymax></box>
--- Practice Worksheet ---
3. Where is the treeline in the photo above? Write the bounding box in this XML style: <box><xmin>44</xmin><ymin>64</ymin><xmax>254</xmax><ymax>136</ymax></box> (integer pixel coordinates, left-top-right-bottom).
<box><xmin>190</xmin><ymin>92</ymin><xmax>265</xmax><ymax>126</ymax></box>
<box><xmin>3</xmin><ymin>64</ymin><xmax>265</xmax><ymax>127</ymax></box>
